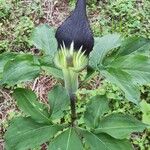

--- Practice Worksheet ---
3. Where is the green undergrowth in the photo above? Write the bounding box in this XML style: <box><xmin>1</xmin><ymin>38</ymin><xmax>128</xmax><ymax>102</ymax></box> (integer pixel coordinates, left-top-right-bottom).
<box><xmin>69</xmin><ymin>0</ymin><xmax>150</xmax><ymax>38</ymax></box>
<box><xmin>75</xmin><ymin>80</ymin><xmax>150</xmax><ymax>150</ymax></box>
<box><xmin>0</xmin><ymin>0</ymin><xmax>44</xmax><ymax>52</ymax></box>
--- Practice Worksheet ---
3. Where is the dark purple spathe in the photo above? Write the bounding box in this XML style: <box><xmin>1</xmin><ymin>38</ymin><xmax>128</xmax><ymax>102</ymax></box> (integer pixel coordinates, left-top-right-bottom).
<box><xmin>55</xmin><ymin>0</ymin><xmax>94</xmax><ymax>55</ymax></box>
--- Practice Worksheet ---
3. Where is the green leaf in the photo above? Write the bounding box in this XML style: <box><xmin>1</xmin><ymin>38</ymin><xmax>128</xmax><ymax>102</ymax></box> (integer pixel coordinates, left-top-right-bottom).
<box><xmin>5</xmin><ymin>117</ymin><xmax>62</xmax><ymax>150</ymax></box>
<box><xmin>89</xmin><ymin>34</ymin><xmax>122</xmax><ymax>69</ymax></box>
<box><xmin>84</xmin><ymin>95</ymin><xmax>109</xmax><ymax>128</ymax></box>
<box><xmin>0</xmin><ymin>52</ymin><xmax>16</xmax><ymax>73</ymax></box>
<box><xmin>101</xmin><ymin>69</ymin><xmax>140</xmax><ymax>104</ymax></box>
<box><xmin>81</xmin><ymin>130</ymin><xmax>133</xmax><ymax>150</ymax></box>
<box><xmin>38</xmin><ymin>54</ymin><xmax>54</xmax><ymax>65</ymax></box>
<box><xmin>107</xmin><ymin>54</ymin><xmax>150</xmax><ymax>85</ymax></box>
<box><xmin>31</xmin><ymin>24</ymin><xmax>57</xmax><ymax>57</ymax></box>
<box><xmin>93</xmin><ymin>35</ymin><xmax>150</xmax><ymax>104</ymax></box>
<box><xmin>140</xmin><ymin>101</ymin><xmax>150</xmax><ymax>125</ymax></box>
<box><xmin>49</xmin><ymin>128</ymin><xmax>83</xmax><ymax>150</ymax></box>
<box><xmin>13</xmin><ymin>88</ymin><xmax>51</xmax><ymax>124</ymax></box>
<box><xmin>82</xmin><ymin>66</ymin><xmax>97</xmax><ymax>84</ymax></box>
<box><xmin>42</xmin><ymin>66</ymin><xmax>63</xmax><ymax>79</ymax></box>
<box><xmin>101</xmin><ymin>53</ymin><xmax>150</xmax><ymax>104</ymax></box>
<box><xmin>2</xmin><ymin>54</ymin><xmax>40</xmax><ymax>85</ymax></box>
<box><xmin>116</xmin><ymin>37</ymin><xmax>150</xmax><ymax>56</ymax></box>
<box><xmin>94</xmin><ymin>113</ymin><xmax>148</xmax><ymax>139</ymax></box>
<box><xmin>48</xmin><ymin>85</ymin><xmax>69</xmax><ymax>120</ymax></box>
<box><xmin>37</xmin><ymin>55</ymin><xmax>63</xmax><ymax>79</ymax></box>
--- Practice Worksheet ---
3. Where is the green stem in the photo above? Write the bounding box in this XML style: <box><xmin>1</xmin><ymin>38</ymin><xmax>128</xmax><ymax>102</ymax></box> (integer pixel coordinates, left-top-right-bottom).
<box><xmin>62</xmin><ymin>69</ymin><xmax>78</xmax><ymax>126</ymax></box>
<box><xmin>62</xmin><ymin>69</ymin><xmax>78</xmax><ymax>94</ymax></box>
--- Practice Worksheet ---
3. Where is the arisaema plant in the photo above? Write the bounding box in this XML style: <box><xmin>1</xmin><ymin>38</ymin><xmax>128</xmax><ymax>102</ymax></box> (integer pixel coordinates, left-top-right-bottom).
<box><xmin>0</xmin><ymin>24</ymin><xmax>150</xmax><ymax>150</ymax></box>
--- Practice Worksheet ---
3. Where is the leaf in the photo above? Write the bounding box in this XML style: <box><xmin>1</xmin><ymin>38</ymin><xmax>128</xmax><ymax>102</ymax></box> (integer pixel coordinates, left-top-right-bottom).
<box><xmin>38</xmin><ymin>54</ymin><xmax>54</xmax><ymax>66</ymax></box>
<box><xmin>101</xmin><ymin>53</ymin><xmax>150</xmax><ymax>104</ymax></box>
<box><xmin>140</xmin><ymin>101</ymin><xmax>150</xmax><ymax>125</ymax></box>
<box><xmin>5</xmin><ymin>117</ymin><xmax>62</xmax><ymax>150</ymax></box>
<box><xmin>31</xmin><ymin>24</ymin><xmax>57</xmax><ymax>57</ymax></box>
<box><xmin>0</xmin><ymin>52</ymin><xmax>16</xmax><ymax>73</ymax></box>
<box><xmin>104</xmin><ymin>37</ymin><xmax>150</xmax><ymax>64</ymax></box>
<box><xmin>13</xmin><ymin>88</ymin><xmax>51</xmax><ymax>124</ymax></box>
<box><xmin>0</xmin><ymin>52</ymin><xmax>17</xmax><ymax>81</ymax></box>
<box><xmin>94</xmin><ymin>113</ymin><xmax>148</xmax><ymax>139</ymax></box>
<box><xmin>116</xmin><ymin>36</ymin><xmax>150</xmax><ymax>56</ymax></box>
<box><xmin>93</xmin><ymin>35</ymin><xmax>150</xmax><ymax>104</ymax></box>
<box><xmin>82</xmin><ymin>66</ymin><xmax>97</xmax><ymax>84</ymax></box>
<box><xmin>101</xmin><ymin>69</ymin><xmax>140</xmax><ymax>104</ymax></box>
<box><xmin>81</xmin><ymin>130</ymin><xmax>133</xmax><ymax>150</ymax></box>
<box><xmin>49</xmin><ymin>128</ymin><xmax>83</xmax><ymax>150</ymax></box>
<box><xmin>89</xmin><ymin>34</ymin><xmax>122</xmax><ymax>69</ymax></box>
<box><xmin>42</xmin><ymin>66</ymin><xmax>63</xmax><ymax>79</ymax></box>
<box><xmin>48</xmin><ymin>85</ymin><xmax>69</xmax><ymax>120</ymax></box>
<box><xmin>37</xmin><ymin>55</ymin><xmax>63</xmax><ymax>79</ymax></box>
<box><xmin>84</xmin><ymin>95</ymin><xmax>109</xmax><ymax>128</ymax></box>
<box><xmin>2</xmin><ymin>54</ymin><xmax>40</xmax><ymax>85</ymax></box>
<box><xmin>107</xmin><ymin>54</ymin><xmax>150</xmax><ymax>85</ymax></box>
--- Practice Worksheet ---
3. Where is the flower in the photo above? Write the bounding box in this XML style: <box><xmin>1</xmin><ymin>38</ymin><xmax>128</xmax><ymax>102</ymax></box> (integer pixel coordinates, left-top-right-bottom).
<box><xmin>54</xmin><ymin>42</ymin><xmax>88</xmax><ymax>72</ymax></box>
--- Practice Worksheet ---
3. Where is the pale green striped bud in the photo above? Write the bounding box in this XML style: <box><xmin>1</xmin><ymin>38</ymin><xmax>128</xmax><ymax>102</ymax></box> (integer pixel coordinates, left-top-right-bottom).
<box><xmin>54</xmin><ymin>42</ymin><xmax>88</xmax><ymax>72</ymax></box>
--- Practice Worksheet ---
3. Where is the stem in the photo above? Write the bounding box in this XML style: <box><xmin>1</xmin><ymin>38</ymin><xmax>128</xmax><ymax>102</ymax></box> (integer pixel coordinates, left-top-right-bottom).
<box><xmin>62</xmin><ymin>69</ymin><xmax>78</xmax><ymax>126</ymax></box>
<box><xmin>70</xmin><ymin>94</ymin><xmax>77</xmax><ymax>127</ymax></box>
<box><xmin>62</xmin><ymin>69</ymin><xmax>78</xmax><ymax>94</ymax></box>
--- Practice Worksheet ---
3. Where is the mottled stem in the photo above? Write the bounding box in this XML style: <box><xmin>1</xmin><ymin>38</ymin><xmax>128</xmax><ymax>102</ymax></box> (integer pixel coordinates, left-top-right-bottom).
<box><xmin>70</xmin><ymin>93</ymin><xmax>77</xmax><ymax>127</ymax></box>
<box><xmin>62</xmin><ymin>69</ymin><xmax>78</xmax><ymax>126</ymax></box>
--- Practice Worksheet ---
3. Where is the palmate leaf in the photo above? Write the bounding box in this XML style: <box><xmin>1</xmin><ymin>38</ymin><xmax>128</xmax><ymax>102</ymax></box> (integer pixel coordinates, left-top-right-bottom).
<box><xmin>101</xmin><ymin>54</ymin><xmax>150</xmax><ymax>104</ymax></box>
<box><xmin>84</xmin><ymin>95</ymin><xmax>109</xmax><ymax>128</ymax></box>
<box><xmin>49</xmin><ymin>128</ymin><xmax>83</xmax><ymax>150</ymax></box>
<box><xmin>5</xmin><ymin>117</ymin><xmax>63</xmax><ymax>150</ymax></box>
<box><xmin>89</xmin><ymin>34</ymin><xmax>122</xmax><ymax>69</ymax></box>
<box><xmin>48</xmin><ymin>85</ymin><xmax>70</xmax><ymax>120</ymax></box>
<box><xmin>81</xmin><ymin>130</ymin><xmax>133</xmax><ymax>150</ymax></box>
<box><xmin>94</xmin><ymin>113</ymin><xmax>148</xmax><ymax>139</ymax></box>
<box><xmin>13</xmin><ymin>88</ymin><xmax>51</xmax><ymax>124</ymax></box>
<box><xmin>106</xmin><ymin>54</ymin><xmax>150</xmax><ymax>85</ymax></box>
<box><xmin>1</xmin><ymin>54</ymin><xmax>40</xmax><ymax>85</ymax></box>
<box><xmin>31</xmin><ymin>24</ymin><xmax>57</xmax><ymax>58</ymax></box>
<box><xmin>91</xmin><ymin>35</ymin><xmax>150</xmax><ymax>104</ymax></box>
